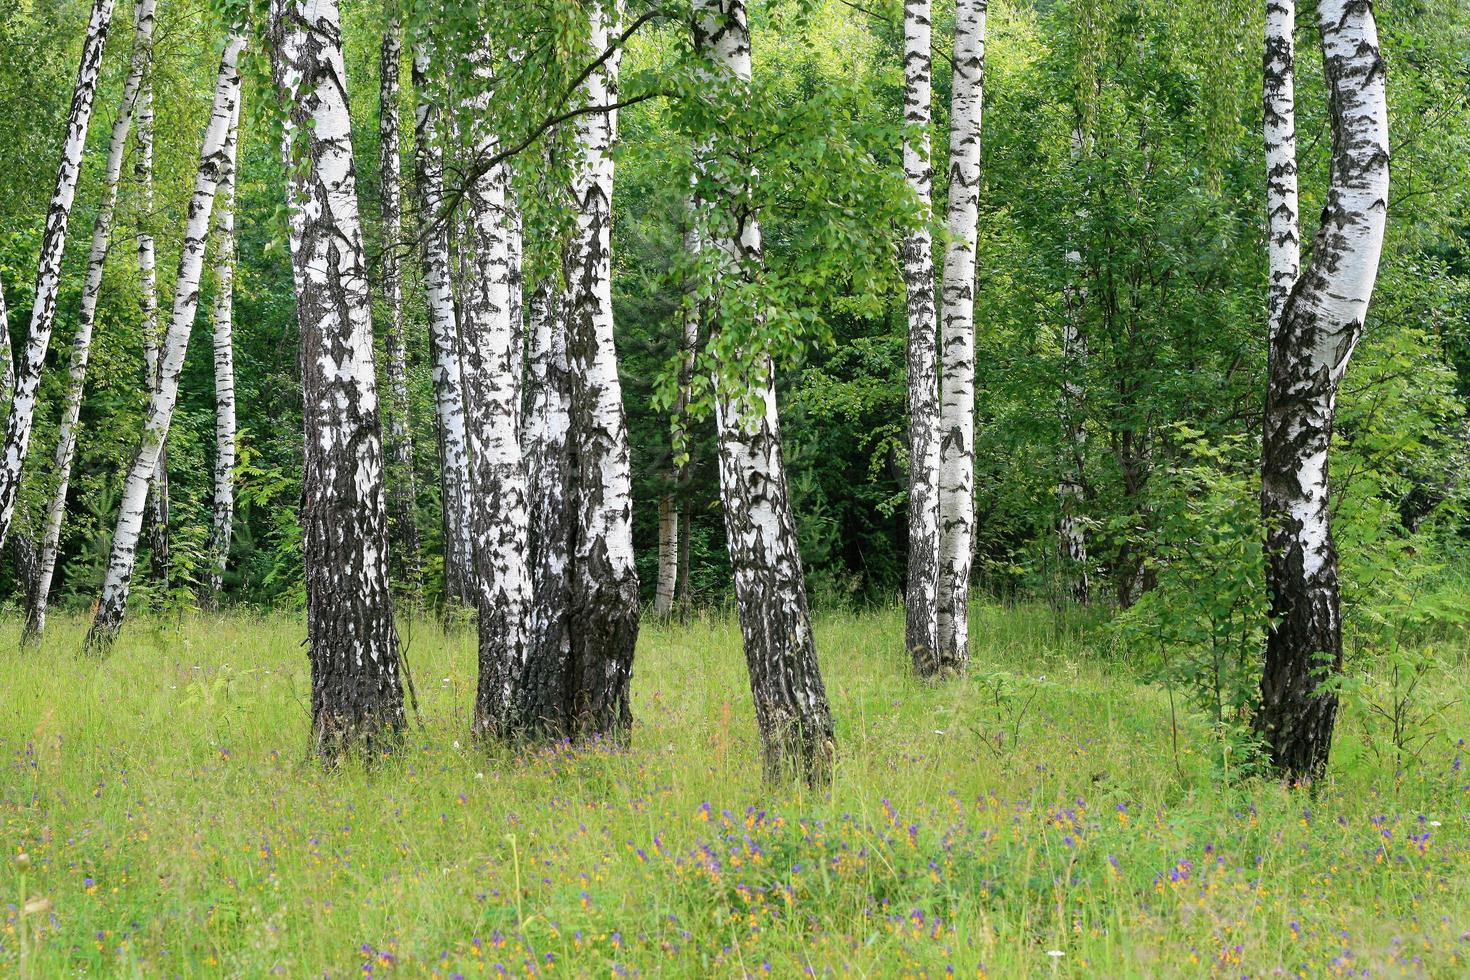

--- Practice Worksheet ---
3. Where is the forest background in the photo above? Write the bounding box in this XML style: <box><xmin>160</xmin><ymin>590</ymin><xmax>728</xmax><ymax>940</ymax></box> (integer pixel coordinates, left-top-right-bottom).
<box><xmin>0</xmin><ymin>0</ymin><xmax>1467</xmax><ymax>718</ymax></box>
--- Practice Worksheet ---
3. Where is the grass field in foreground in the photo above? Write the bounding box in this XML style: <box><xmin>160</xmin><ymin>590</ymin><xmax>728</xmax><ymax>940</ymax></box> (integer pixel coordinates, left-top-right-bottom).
<box><xmin>1</xmin><ymin>605</ymin><xmax>1468</xmax><ymax>977</ymax></box>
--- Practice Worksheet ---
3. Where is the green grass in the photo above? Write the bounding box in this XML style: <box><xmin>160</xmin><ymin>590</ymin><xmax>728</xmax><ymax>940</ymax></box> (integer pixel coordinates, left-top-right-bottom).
<box><xmin>2</xmin><ymin>604</ymin><xmax>1468</xmax><ymax>976</ymax></box>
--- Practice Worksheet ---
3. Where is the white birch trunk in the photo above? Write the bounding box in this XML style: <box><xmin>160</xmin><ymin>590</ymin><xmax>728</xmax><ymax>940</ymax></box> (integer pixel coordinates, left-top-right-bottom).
<box><xmin>693</xmin><ymin>0</ymin><xmax>835</xmax><ymax>783</ymax></box>
<box><xmin>519</xmin><ymin>279</ymin><xmax>576</xmax><ymax>730</ymax></box>
<box><xmin>901</xmin><ymin>0</ymin><xmax>942</xmax><ymax>673</ymax></box>
<box><xmin>410</xmin><ymin>40</ymin><xmax>477</xmax><ymax>609</ymax></box>
<box><xmin>935</xmin><ymin>0</ymin><xmax>986</xmax><ymax>670</ymax></box>
<box><xmin>26</xmin><ymin>0</ymin><xmax>157</xmax><ymax>640</ymax></box>
<box><xmin>0</xmin><ymin>0</ymin><xmax>116</xmax><ymax>549</ymax></box>
<box><xmin>554</xmin><ymin>0</ymin><xmax>641</xmax><ymax>738</ymax></box>
<box><xmin>1264</xmin><ymin>0</ymin><xmax>1299</xmax><ymax>342</ymax></box>
<box><xmin>134</xmin><ymin>3</ymin><xmax>167</xmax><ymax>587</ymax></box>
<box><xmin>0</xmin><ymin>274</ymin><xmax>12</xmax><ymax>405</ymax></box>
<box><xmin>506</xmin><ymin>197</ymin><xmax>525</xmax><ymax>446</ymax></box>
<box><xmin>1058</xmin><ymin>284</ymin><xmax>1089</xmax><ymax>603</ymax></box>
<box><xmin>654</xmin><ymin>494</ymin><xmax>677</xmax><ymax>615</ymax></box>
<box><xmin>1257</xmin><ymin>0</ymin><xmax>1388</xmax><ymax>781</ymax></box>
<box><xmin>379</xmin><ymin>18</ymin><xmax>420</xmax><ymax>584</ymax></box>
<box><xmin>455</xmin><ymin>37</ymin><xmax>533</xmax><ymax>738</ymax></box>
<box><xmin>85</xmin><ymin>32</ymin><xmax>246</xmax><ymax>649</ymax></box>
<box><xmin>205</xmin><ymin>91</ymin><xmax>242</xmax><ymax>604</ymax></box>
<box><xmin>270</xmin><ymin>0</ymin><xmax>405</xmax><ymax>755</ymax></box>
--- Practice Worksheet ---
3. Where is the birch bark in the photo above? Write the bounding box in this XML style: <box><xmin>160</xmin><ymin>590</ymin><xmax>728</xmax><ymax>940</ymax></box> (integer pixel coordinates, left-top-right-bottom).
<box><xmin>901</xmin><ymin>0</ymin><xmax>942</xmax><ymax>674</ymax></box>
<box><xmin>411</xmin><ymin>40</ymin><xmax>477</xmax><ymax>609</ymax></box>
<box><xmin>455</xmin><ymin>37</ymin><xmax>533</xmax><ymax>738</ymax></box>
<box><xmin>1264</xmin><ymin>0</ymin><xmax>1299</xmax><ymax>343</ymax></box>
<box><xmin>0</xmin><ymin>275</ymin><xmax>11</xmax><ymax>405</ymax></box>
<box><xmin>518</xmin><ymin>279</ymin><xmax>575</xmax><ymax>733</ymax></box>
<box><xmin>205</xmin><ymin>93</ymin><xmax>241</xmax><ymax>604</ymax></box>
<box><xmin>654</xmin><ymin>495</ymin><xmax>677</xmax><ymax>615</ymax></box>
<box><xmin>0</xmin><ymin>0</ymin><xmax>116</xmax><ymax>549</ymax></box>
<box><xmin>693</xmin><ymin>0</ymin><xmax>835</xmax><ymax>783</ymax></box>
<box><xmin>270</xmin><ymin>0</ymin><xmax>405</xmax><ymax>755</ymax></box>
<box><xmin>27</xmin><ymin>0</ymin><xmax>157</xmax><ymax>640</ymax></box>
<box><xmin>935</xmin><ymin>0</ymin><xmax>986</xmax><ymax>670</ymax></box>
<box><xmin>556</xmin><ymin>0</ymin><xmax>640</xmax><ymax>739</ymax></box>
<box><xmin>1256</xmin><ymin>0</ymin><xmax>1388</xmax><ymax>781</ymax></box>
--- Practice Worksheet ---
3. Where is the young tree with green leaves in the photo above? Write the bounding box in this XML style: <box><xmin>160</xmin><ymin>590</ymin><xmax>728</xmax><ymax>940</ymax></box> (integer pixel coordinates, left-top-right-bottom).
<box><xmin>692</xmin><ymin>0</ymin><xmax>835</xmax><ymax>783</ymax></box>
<box><xmin>1257</xmin><ymin>0</ymin><xmax>1391</xmax><ymax>782</ymax></box>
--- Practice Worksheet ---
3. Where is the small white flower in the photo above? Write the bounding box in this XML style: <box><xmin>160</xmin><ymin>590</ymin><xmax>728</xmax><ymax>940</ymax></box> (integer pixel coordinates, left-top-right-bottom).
<box><xmin>933</xmin><ymin>730</ymin><xmax>946</xmax><ymax>735</ymax></box>
<box><xmin>1046</xmin><ymin>950</ymin><xmax>1064</xmax><ymax>958</ymax></box>
<box><xmin>1429</xmin><ymin>820</ymin><xmax>1442</xmax><ymax>827</ymax></box>
<box><xmin>475</xmin><ymin>772</ymin><xmax>484</xmax><ymax>780</ymax></box>
<box><xmin>452</xmin><ymin>740</ymin><xmax>461</xmax><ymax>750</ymax></box>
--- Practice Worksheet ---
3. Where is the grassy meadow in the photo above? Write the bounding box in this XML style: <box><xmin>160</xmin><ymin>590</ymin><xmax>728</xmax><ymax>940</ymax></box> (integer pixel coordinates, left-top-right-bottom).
<box><xmin>2</xmin><ymin>604</ymin><xmax>1469</xmax><ymax>976</ymax></box>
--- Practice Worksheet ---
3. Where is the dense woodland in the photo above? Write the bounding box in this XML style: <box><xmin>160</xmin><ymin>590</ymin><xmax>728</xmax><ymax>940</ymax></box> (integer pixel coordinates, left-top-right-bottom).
<box><xmin>0</xmin><ymin>0</ymin><xmax>1467</xmax><ymax>784</ymax></box>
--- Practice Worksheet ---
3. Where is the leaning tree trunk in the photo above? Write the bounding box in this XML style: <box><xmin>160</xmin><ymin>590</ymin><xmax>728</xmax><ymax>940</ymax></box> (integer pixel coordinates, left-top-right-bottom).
<box><xmin>85</xmin><ymin>32</ymin><xmax>246</xmax><ymax>650</ymax></box>
<box><xmin>693</xmin><ymin>0</ymin><xmax>835</xmax><ymax>784</ymax></box>
<box><xmin>411</xmin><ymin>40</ymin><xmax>477</xmax><ymax>610</ymax></box>
<box><xmin>0</xmin><ymin>0</ymin><xmax>115</xmax><ymax>549</ymax></box>
<box><xmin>379</xmin><ymin>18</ymin><xmax>421</xmax><ymax>587</ymax></box>
<box><xmin>935</xmin><ymin>0</ymin><xmax>986</xmax><ymax>671</ymax></box>
<box><xmin>205</xmin><ymin>93</ymin><xmax>242</xmax><ymax>606</ymax></box>
<box><xmin>1257</xmin><ymin>0</ymin><xmax>1389</xmax><ymax>783</ymax></box>
<box><xmin>27</xmin><ymin>0</ymin><xmax>157</xmax><ymax>641</ymax></box>
<box><xmin>455</xmin><ymin>37</ymin><xmax>534</xmax><ymax>739</ymax></box>
<box><xmin>270</xmin><ymin>0</ymin><xmax>406</xmax><ymax>756</ymax></box>
<box><xmin>901</xmin><ymin>0</ymin><xmax>942</xmax><ymax>674</ymax></box>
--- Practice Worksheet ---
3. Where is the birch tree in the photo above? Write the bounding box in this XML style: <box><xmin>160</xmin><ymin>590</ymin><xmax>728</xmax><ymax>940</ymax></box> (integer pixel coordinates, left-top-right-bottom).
<box><xmin>379</xmin><ymin>16</ymin><xmax>421</xmax><ymax>584</ymax></box>
<box><xmin>0</xmin><ymin>0</ymin><xmax>116</xmax><ymax>549</ymax></box>
<box><xmin>692</xmin><ymin>0</ymin><xmax>835</xmax><ymax>783</ymax></box>
<box><xmin>136</xmin><ymin>1</ymin><xmax>167</xmax><ymax>589</ymax></box>
<box><xmin>0</xmin><ymin>275</ymin><xmax>12</xmax><ymax>406</ymax></box>
<box><xmin>936</xmin><ymin>0</ymin><xmax>986</xmax><ymax>670</ymax></box>
<box><xmin>1257</xmin><ymin>0</ymin><xmax>1389</xmax><ymax>781</ymax></box>
<box><xmin>518</xmin><ymin>278</ymin><xmax>576</xmax><ymax>733</ymax></box>
<box><xmin>901</xmin><ymin>0</ymin><xmax>942</xmax><ymax>674</ymax></box>
<box><xmin>1059</xmin><ymin>129</ymin><xmax>1089</xmax><ymax>603</ymax></box>
<box><xmin>656</xmin><ymin>213</ymin><xmax>702</xmax><ymax>619</ymax></box>
<box><xmin>455</xmin><ymin>36</ymin><xmax>533</xmax><ymax>738</ymax></box>
<box><xmin>270</xmin><ymin>0</ymin><xmax>405</xmax><ymax>755</ymax></box>
<box><xmin>1264</xmin><ymin>0</ymin><xmax>1299</xmax><ymax>342</ymax></box>
<box><xmin>411</xmin><ymin>40</ymin><xmax>477</xmax><ymax>609</ymax></box>
<box><xmin>205</xmin><ymin>91</ymin><xmax>242</xmax><ymax>605</ymax></box>
<box><xmin>556</xmin><ymin>0</ymin><xmax>640</xmax><ymax>738</ymax></box>
<box><xmin>86</xmin><ymin>32</ymin><xmax>246</xmax><ymax>650</ymax></box>
<box><xmin>654</xmin><ymin>495</ymin><xmax>677</xmax><ymax>614</ymax></box>
<box><xmin>27</xmin><ymin>0</ymin><xmax>157</xmax><ymax>640</ymax></box>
